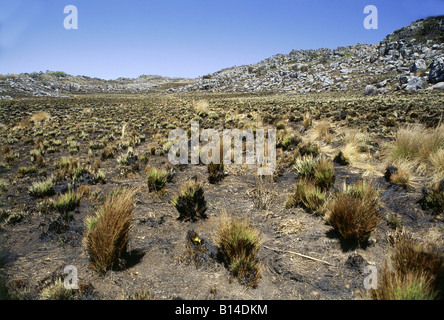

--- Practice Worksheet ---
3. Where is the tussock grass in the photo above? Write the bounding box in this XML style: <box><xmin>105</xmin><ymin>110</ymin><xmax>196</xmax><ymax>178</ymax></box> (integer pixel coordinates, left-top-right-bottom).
<box><xmin>31</xmin><ymin>111</ymin><xmax>51</xmax><ymax>123</ymax></box>
<box><xmin>28</xmin><ymin>176</ymin><xmax>55</xmax><ymax>198</ymax></box>
<box><xmin>303</xmin><ymin>112</ymin><xmax>312</xmax><ymax>130</ymax></box>
<box><xmin>365</xmin><ymin>234</ymin><xmax>444</xmax><ymax>300</ymax></box>
<box><xmin>146</xmin><ymin>166</ymin><xmax>168</xmax><ymax>192</ymax></box>
<box><xmin>83</xmin><ymin>188</ymin><xmax>136</xmax><ymax>274</ymax></box>
<box><xmin>314</xmin><ymin>120</ymin><xmax>334</xmax><ymax>144</ymax></box>
<box><xmin>208</xmin><ymin>162</ymin><xmax>224</xmax><ymax>184</ymax></box>
<box><xmin>389</xmin><ymin>124</ymin><xmax>444</xmax><ymax>176</ymax></box>
<box><xmin>213</xmin><ymin>214</ymin><xmax>262</xmax><ymax>287</ymax></box>
<box><xmin>172</xmin><ymin>180</ymin><xmax>207</xmax><ymax>222</ymax></box>
<box><xmin>54</xmin><ymin>190</ymin><xmax>81</xmax><ymax>214</ymax></box>
<box><xmin>39</xmin><ymin>278</ymin><xmax>74</xmax><ymax>300</ymax></box>
<box><xmin>194</xmin><ymin>100</ymin><xmax>209</xmax><ymax>116</ymax></box>
<box><xmin>327</xmin><ymin>181</ymin><xmax>380</xmax><ymax>246</ymax></box>
<box><xmin>293</xmin><ymin>155</ymin><xmax>321</xmax><ymax>178</ymax></box>
<box><xmin>286</xmin><ymin>179</ymin><xmax>326</xmax><ymax>214</ymax></box>
<box><xmin>314</xmin><ymin>158</ymin><xmax>336</xmax><ymax>190</ymax></box>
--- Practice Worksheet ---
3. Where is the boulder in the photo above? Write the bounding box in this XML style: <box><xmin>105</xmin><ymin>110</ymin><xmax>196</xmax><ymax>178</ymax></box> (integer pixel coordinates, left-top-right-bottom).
<box><xmin>410</xmin><ymin>59</ymin><xmax>427</xmax><ymax>73</ymax></box>
<box><xmin>404</xmin><ymin>76</ymin><xmax>427</xmax><ymax>91</ymax></box>
<box><xmin>429</xmin><ymin>57</ymin><xmax>444</xmax><ymax>83</ymax></box>
<box><xmin>363</xmin><ymin>85</ymin><xmax>378</xmax><ymax>96</ymax></box>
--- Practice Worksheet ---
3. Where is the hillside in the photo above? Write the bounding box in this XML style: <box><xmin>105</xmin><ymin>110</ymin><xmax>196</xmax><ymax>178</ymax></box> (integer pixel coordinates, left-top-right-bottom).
<box><xmin>1</xmin><ymin>16</ymin><xmax>443</xmax><ymax>99</ymax></box>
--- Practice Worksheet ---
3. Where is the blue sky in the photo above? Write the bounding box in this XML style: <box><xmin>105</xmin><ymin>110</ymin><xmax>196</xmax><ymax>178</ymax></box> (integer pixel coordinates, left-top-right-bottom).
<box><xmin>0</xmin><ymin>0</ymin><xmax>443</xmax><ymax>79</ymax></box>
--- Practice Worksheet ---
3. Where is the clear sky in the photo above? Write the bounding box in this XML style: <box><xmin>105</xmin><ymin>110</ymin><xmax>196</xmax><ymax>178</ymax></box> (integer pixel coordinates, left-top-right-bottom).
<box><xmin>0</xmin><ymin>0</ymin><xmax>443</xmax><ymax>79</ymax></box>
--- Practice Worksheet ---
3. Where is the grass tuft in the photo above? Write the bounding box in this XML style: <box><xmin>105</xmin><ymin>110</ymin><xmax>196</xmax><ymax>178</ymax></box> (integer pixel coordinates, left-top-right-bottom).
<box><xmin>213</xmin><ymin>215</ymin><xmax>262</xmax><ymax>287</ymax></box>
<box><xmin>83</xmin><ymin>188</ymin><xmax>136</xmax><ymax>274</ymax></box>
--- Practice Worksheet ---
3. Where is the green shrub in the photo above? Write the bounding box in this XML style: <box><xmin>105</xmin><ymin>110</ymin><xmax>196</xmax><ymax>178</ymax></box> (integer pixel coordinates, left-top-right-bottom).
<box><xmin>146</xmin><ymin>167</ymin><xmax>168</xmax><ymax>192</ymax></box>
<box><xmin>172</xmin><ymin>180</ymin><xmax>207</xmax><ymax>222</ymax></box>
<box><xmin>214</xmin><ymin>215</ymin><xmax>262</xmax><ymax>287</ymax></box>
<box><xmin>286</xmin><ymin>179</ymin><xmax>326</xmax><ymax>214</ymax></box>
<box><xmin>28</xmin><ymin>177</ymin><xmax>55</xmax><ymax>198</ymax></box>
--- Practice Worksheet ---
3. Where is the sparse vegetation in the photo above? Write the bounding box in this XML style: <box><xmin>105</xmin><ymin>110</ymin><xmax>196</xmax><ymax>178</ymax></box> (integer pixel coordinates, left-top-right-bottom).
<box><xmin>39</xmin><ymin>278</ymin><xmax>75</xmax><ymax>300</ymax></box>
<box><xmin>365</xmin><ymin>234</ymin><xmax>444</xmax><ymax>300</ymax></box>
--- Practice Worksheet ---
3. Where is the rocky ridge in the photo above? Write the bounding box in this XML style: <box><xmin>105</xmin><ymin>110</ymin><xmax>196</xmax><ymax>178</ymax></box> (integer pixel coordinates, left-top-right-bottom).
<box><xmin>172</xmin><ymin>16</ymin><xmax>444</xmax><ymax>95</ymax></box>
<box><xmin>1</xmin><ymin>15</ymin><xmax>443</xmax><ymax>98</ymax></box>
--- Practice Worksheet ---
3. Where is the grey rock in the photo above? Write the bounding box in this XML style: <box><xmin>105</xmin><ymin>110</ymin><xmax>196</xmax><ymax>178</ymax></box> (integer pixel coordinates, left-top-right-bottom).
<box><xmin>410</xmin><ymin>59</ymin><xmax>427</xmax><ymax>73</ymax></box>
<box><xmin>405</xmin><ymin>76</ymin><xmax>427</xmax><ymax>91</ymax></box>
<box><xmin>430</xmin><ymin>82</ymin><xmax>444</xmax><ymax>90</ymax></box>
<box><xmin>429</xmin><ymin>57</ymin><xmax>444</xmax><ymax>83</ymax></box>
<box><xmin>363</xmin><ymin>85</ymin><xmax>378</xmax><ymax>96</ymax></box>
<box><xmin>376</xmin><ymin>80</ymin><xmax>387</xmax><ymax>88</ymax></box>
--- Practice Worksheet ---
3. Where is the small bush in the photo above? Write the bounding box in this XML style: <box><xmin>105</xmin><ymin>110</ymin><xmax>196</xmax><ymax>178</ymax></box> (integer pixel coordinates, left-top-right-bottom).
<box><xmin>28</xmin><ymin>177</ymin><xmax>55</xmax><ymax>198</ymax></box>
<box><xmin>117</xmin><ymin>148</ymin><xmax>138</xmax><ymax>166</ymax></box>
<box><xmin>327</xmin><ymin>181</ymin><xmax>380</xmax><ymax>246</ymax></box>
<box><xmin>286</xmin><ymin>179</ymin><xmax>326</xmax><ymax>214</ymax></box>
<box><xmin>39</xmin><ymin>278</ymin><xmax>74</xmax><ymax>300</ymax></box>
<box><xmin>214</xmin><ymin>215</ymin><xmax>262</xmax><ymax>287</ymax></box>
<box><xmin>92</xmin><ymin>170</ymin><xmax>106</xmax><ymax>185</ymax></box>
<box><xmin>172</xmin><ymin>180</ymin><xmax>207</xmax><ymax>222</ymax></box>
<box><xmin>293</xmin><ymin>155</ymin><xmax>321</xmax><ymax>178</ymax></box>
<box><xmin>208</xmin><ymin>162</ymin><xmax>224</xmax><ymax>184</ymax></box>
<box><xmin>420</xmin><ymin>179</ymin><xmax>444</xmax><ymax>213</ymax></box>
<box><xmin>146</xmin><ymin>166</ymin><xmax>168</xmax><ymax>192</ymax></box>
<box><xmin>0</xmin><ymin>210</ymin><xmax>27</xmax><ymax>225</ymax></box>
<box><xmin>83</xmin><ymin>188</ymin><xmax>136</xmax><ymax>274</ymax></box>
<box><xmin>386</xmin><ymin>215</ymin><xmax>402</xmax><ymax>230</ymax></box>
<box><xmin>54</xmin><ymin>191</ymin><xmax>81</xmax><ymax>214</ymax></box>
<box><xmin>313</xmin><ymin>159</ymin><xmax>336</xmax><ymax>190</ymax></box>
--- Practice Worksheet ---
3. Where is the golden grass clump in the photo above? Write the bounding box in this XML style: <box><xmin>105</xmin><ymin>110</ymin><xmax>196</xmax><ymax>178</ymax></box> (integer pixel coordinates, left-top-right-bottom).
<box><xmin>213</xmin><ymin>214</ymin><xmax>263</xmax><ymax>287</ymax></box>
<box><xmin>194</xmin><ymin>100</ymin><xmax>209</xmax><ymax>116</ymax></box>
<box><xmin>327</xmin><ymin>181</ymin><xmax>380</xmax><ymax>246</ymax></box>
<box><xmin>314</xmin><ymin>120</ymin><xmax>334</xmax><ymax>144</ymax></box>
<box><xmin>83</xmin><ymin>188</ymin><xmax>136</xmax><ymax>274</ymax></box>
<box><xmin>365</xmin><ymin>234</ymin><xmax>444</xmax><ymax>300</ymax></box>
<box><xmin>390</xmin><ymin>124</ymin><xmax>444</xmax><ymax>176</ymax></box>
<box><xmin>30</xmin><ymin>111</ymin><xmax>51</xmax><ymax>123</ymax></box>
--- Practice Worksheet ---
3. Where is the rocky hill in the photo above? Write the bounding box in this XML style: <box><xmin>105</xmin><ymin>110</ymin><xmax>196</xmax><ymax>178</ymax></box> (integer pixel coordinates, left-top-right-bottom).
<box><xmin>0</xmin><ymin>72</ymin><xmax>191</xmax><ymax>99</ymax></box>
<box><xmin>171</xmin><ymin>15</ymin><xmax>444</xmax><ymax>95</ymax></box>
<box><xmin>1</xmin><ymin>15</ymin><xmax>443</xmax><ymax>99</ymax></box>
